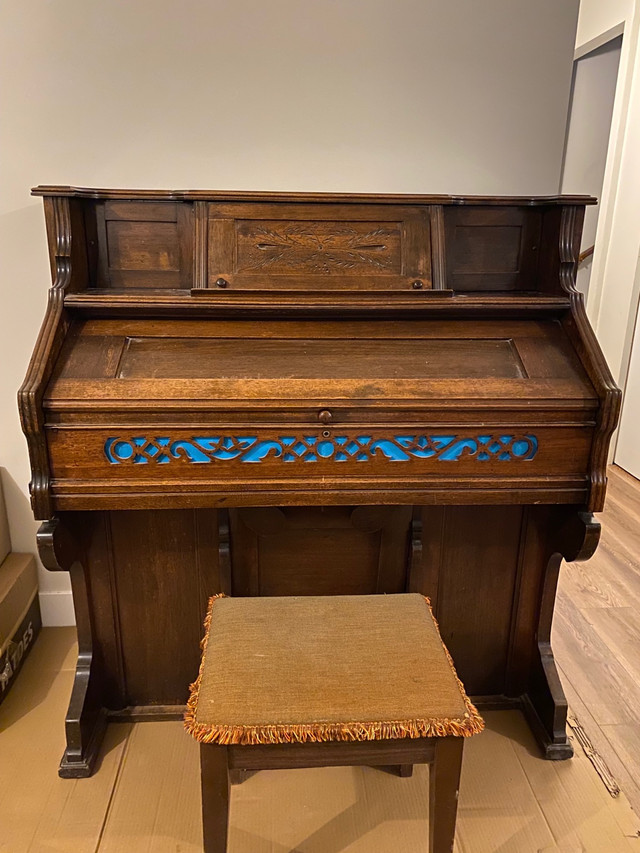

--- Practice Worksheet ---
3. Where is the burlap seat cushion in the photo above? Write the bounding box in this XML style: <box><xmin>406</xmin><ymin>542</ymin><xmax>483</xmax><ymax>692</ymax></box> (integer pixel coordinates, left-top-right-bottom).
<box><xmin>185</xmin><ymin>593</ymin><xmax>483</xmax><ymax>746</ymax></box>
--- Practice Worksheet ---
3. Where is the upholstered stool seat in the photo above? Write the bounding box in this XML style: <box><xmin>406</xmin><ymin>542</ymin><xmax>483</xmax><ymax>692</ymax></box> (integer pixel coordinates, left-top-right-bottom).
<box><xmin>186</xmin><ymin>593</ymin><xmax>483</xmax><ymax>853</ymax></box>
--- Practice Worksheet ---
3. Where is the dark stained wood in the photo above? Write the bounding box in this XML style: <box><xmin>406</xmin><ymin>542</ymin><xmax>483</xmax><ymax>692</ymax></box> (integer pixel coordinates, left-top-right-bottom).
<box><xmin>429</xmin><ymin>506</ymin><xmax>524</xmax><ymax>695</ymax></box>
<box><xmin>226</xmin><ymin>737</ymin><xmax>436</xmax><ymax>771</ymax></box>
<box><xmin>444</xmin><ymin>206</ymin><xmax>543</xmax><ymax>291</ymax></box>
<box><xmin>66</xmin><ymin>289</ymin><xmax>571</xmax><ymax>315</ymax></box>
<box><xmin>18</xmin><ymin>189</ymin><xmax>620</xmax><ymax>777</ymax></box>
<box><xmin>429</xmin><ymin>737</ymin><xmax>464</xmax><ymax>853</ymax></box>
<box><xmin>229</xmin><ymin>505</ymin><xmax>410</xmax><ymax>597</ymax></box>
<box><xmin>102</xmin><ymin>509</ymin><xmax>216</xmax><ymax>706</ymax></box>
<box><xmin>114</xmin><ymin>335</ymin><xmax>525</xmax><ymax>380</ymax></box>
<box><xmin>31</xmin><ymin>186</ymin><xmax>597</xmax><ymax>205</ymax></box>
<box><xmin>193</xmin><ymin>201</ymin><xmax>209</xmax><ymax>290</ymax></box>
<box><xmin>18</xmin><ymin>196</ymin><xmax>80</xmax><ymax>520</ymax></box>
<box><xmin>41</xmin><ymin>314</ymin><xmax>597</xmax><ymax>511</ymax></box>
<box><xmin>206</xmin><ymin>202</ymin><xmax>432</xmax><ymax>292</ymax></box>
<box><xmin>37</xmin><ymin>515</ymin><xmax>108</xmax><ymax>778</ymax></box>
<box><xmin>429</xmin><ymin>205</ymin><xmax>447</xmax><ymax>290</ymax></box>
<box><xmin>200</xmin><ymin>744</ymin><xmax>230</xmax><ymax>853</ymax></box>
<box><xmin>200</xmin><ymin>735</ymin><xmax>460</xmax><ymax>853</ymax></box>
<box><xmin>91</xmin><ymin>200</ymin><xmax>193</xmax><ymax>290</ymax></box>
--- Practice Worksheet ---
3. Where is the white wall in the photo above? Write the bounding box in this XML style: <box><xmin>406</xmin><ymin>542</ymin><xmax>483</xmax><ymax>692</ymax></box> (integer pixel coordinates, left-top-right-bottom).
<box><xmin>580</xmin><ymin>0</ymin><xmax>640</xmax><ymax>441</ymax></box>
<box><xmin>562</xmin><ymin>36</ymin><xmax>622</xmax><ymax>296</ymax></box>
<box><xmin>616</xmin><ymin>287</ymin><xmax>640</xmax><ymax>477</ymax></box>
<box><xmin>0</xmin><ymin>0</ymin><xmax>580</xmax><ymax>625</ymax></box>
<box><xmin>576</xmin><ymin>0</ymin><xmax>629</xmax><ymax>48</ymax></box>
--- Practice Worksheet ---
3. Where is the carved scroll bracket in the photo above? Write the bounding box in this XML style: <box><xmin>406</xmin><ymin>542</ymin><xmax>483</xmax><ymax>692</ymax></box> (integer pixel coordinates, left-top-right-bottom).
<box><xmin>37</xmin><ymin>516</ymin><xmax>81</xmax><ymax>572</ymax></box>
<box><xmin>555</xmin><ymin>510</ymin><xmax>600</xmax><ymax>563</ymax></box>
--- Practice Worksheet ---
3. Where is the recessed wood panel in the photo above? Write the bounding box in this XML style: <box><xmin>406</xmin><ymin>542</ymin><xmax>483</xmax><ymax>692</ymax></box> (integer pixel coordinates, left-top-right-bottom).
<box><xmin>47</xmin><ymin>317</ymin><xmax>594</xmax><ymax>390</ymax></box>
<box><xmin>207</xmin><ymin>203</ymin><xmax>431</xmax><ymax>291</ymax></box>
<box><xmin>234</xmin><ymin>220</ymin><xmax>402</xmax><ymax>276</ymax></box>
<box><xmin>116</xmin><ymin>336</ymin><xmax>525</xmax><ymax>380</ymax></box>
<box><xmin>445</xmin><ymin>207</ymin><xmax>542</xmax><ymax>291</ymax></box>
<box><xmin>453</xmin><ymin>226</ymin><xmax>521</xmax><ymax>273</ymax></box>
<box><xmin>106</xmin><ymin>508</ymin><xmax>218</xmax><ymax>706</ymax></box>
<box><xmin>94</xmin><ymin>201</ymin><xmax>192</xmax><ymax>290</ymax></box>
<box><xmin>229</xmin><ymin>506</ymin><xmax>410</xmax><ymax>597</ymax></box>
<box><xmin>434</xmin><ymin>505</ymin><xmax>524</xmax><ymax>695</ymax></box>
<box><xmin>106</xmin><ymin>221</ymin><xmax>180</xmax><ymax>272</ymax></box>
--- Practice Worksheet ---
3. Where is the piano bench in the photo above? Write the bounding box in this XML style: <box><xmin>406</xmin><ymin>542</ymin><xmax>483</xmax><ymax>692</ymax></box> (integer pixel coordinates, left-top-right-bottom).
<box><xmin>185</xmin><ymin>593</ymin><xmax>484</xmax><ymax>853</ymax></box>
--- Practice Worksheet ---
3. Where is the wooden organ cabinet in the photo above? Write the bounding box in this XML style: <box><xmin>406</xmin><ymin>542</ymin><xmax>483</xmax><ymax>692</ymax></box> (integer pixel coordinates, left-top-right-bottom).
<box><xmin>20</xmin><ymin>187</ymin><xmax>620</xmax><ymax>777</ymax></box>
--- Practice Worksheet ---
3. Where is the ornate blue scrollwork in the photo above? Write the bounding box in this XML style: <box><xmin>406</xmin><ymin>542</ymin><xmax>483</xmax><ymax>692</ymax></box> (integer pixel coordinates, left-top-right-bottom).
<box><xmin>104</xmin><ymin>434</ymin><xmax>538</xmax><ymax>464</ymax></box>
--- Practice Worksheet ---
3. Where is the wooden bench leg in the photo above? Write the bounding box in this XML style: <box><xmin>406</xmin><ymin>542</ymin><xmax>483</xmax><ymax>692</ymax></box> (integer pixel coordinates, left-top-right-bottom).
<box><xmin>429</xmin><ymin>737</ymin><xmax>464</xmax><ymax>853</ymax></box>
<box><xmin>200</xmin><ymin>744</ymin><xmax>230</xmax><ymax>853</ymax></box>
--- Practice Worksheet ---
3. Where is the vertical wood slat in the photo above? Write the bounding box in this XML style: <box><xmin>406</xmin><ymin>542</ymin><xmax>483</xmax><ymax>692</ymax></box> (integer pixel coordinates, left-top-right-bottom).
<box><xmin>103</xmin><ymin>512</ymin><xmax>127</xmax><ymax>706</ymax></box>
<box><xmin>401</xmin><ymin>212</ymin><xmax>432</xmax><ymax>285</ymax></box>
<box><xmin>430</xmin><ymin>205</ymin><xmax>447</xmax><ymax>290</ymax></box>
<box><xmin>177</xmin><ymin>203</ymin><xmax>194</xmax><ymax>290</ymax></box>
<box><xmin>195</xmin><ymin>508</ymin><xmax>224</xmax><ymax>613</ymax></box>
<box><xmin>94</xmin><ymin>202</ymin><xmax>110</xmax><ymax>288</ymax></box>
<box><xmin>409</xmin><ymin>506</ymin><xmax>446</xmax><ymax>610</ymax></box>
<box><xmin>193</xmin><ymin>201</ymin><xmax>209</xmax><ymax>289</ymax></box>
<box><xmin>374</xmin><ymin>507</ymin><xmax>412</xmax><ymax>593</ymax></box>
<box><xmin>208</xmin><ymin>218</ymin><xmax>235</xmax><ymax>286</ymax></box>
<box><xmin>504</xmin><ymin>506</ymin><xmax>549</xmax><ymax>698</ymax></box>
<box><xmin>216</xmin><ymin>508</ymin><xmax>233</xmax><ymax>596</ymax></box>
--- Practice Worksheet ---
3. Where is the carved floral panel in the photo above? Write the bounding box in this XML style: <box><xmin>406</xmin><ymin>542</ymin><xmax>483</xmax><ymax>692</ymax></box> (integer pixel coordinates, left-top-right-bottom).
<box><xmin>235</xmin><ymin>220</ymin><xmax>402</xmax><ymax>276</ymax></box>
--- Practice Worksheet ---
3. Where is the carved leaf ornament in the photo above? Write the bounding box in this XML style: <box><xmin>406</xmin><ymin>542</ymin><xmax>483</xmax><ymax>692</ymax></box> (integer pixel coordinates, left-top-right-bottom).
<box><xmin>246</xmin><ymin>224</ymin><xmax>396</xmax><ymax>274</ymax></box>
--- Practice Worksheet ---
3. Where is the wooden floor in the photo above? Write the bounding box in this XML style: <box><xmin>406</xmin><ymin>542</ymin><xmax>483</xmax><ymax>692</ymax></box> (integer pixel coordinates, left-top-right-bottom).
<box><xmin>1</xmin><ymin>463</ymin><xmax>639</xmax><ymax>852</ymax></box>
<box><xmin>555</xmin><ymin>464</ymin><xmax>640</xmax><ymax>819</ymax></box>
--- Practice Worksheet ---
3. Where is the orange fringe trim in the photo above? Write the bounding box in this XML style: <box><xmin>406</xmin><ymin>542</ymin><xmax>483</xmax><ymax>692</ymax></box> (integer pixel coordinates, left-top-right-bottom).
<box><xmin>184</xmin><ymin>594</ymin><xmax>485</xmax><ymax>746</ymax></box>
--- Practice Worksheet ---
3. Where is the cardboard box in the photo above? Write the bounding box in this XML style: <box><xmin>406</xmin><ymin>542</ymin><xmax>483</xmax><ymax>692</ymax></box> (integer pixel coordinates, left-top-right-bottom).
<box><xmin>0</xmin><ymin>476</ymin><xmax>42</xmax><ymax>705</ymax></box>
<box><xmin>0</xmin><ymin>477</ymin><xmax>10</xmax><ymax>565</ymax></box>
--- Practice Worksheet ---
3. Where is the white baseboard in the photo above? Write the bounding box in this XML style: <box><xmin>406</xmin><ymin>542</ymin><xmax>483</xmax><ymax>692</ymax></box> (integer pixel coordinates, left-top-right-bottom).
<box><xmin>39</xmin><ymin>590</ymin><xmax>75</xmax><ymax>627</ymax></box>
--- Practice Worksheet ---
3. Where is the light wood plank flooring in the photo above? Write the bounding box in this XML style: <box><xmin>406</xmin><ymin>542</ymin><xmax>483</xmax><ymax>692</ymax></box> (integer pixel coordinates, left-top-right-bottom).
<box><xmin>555</xmin><ymin>464</ymin><xmax>640</xmax><ymax>818</ymax></box>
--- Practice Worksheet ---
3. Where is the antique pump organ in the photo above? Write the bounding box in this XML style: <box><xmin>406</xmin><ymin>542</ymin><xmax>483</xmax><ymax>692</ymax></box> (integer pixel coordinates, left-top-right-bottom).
<box><xmin>20</xmin><ymin>187</ymin><xmax>619</xmax><ymax>777</ymax></box>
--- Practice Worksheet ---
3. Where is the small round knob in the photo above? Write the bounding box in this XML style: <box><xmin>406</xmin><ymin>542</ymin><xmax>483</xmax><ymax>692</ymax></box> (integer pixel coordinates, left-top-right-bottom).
<box><xmin>412</xmin><ymin>280</ymin><xmax>424</xmax><ymax>290</ymax></box>
<box><xmin>215</xmin><ymin>277</ymin><xmax>228</xmax><ymax>288</ymax></box>
<box><xmin>318</xmin><ymin>409</ymin><xmax>333</xmax><ymax>425</ymax></box>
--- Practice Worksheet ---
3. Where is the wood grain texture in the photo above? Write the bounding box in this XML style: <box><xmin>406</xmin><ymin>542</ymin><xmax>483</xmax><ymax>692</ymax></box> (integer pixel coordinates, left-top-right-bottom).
<box><xmin>556</xmin><ymin>207</ymin><xmax>621</xmax><ymax>511</ymax></box>
<box><xmin>32</xmin><ymin>185</ymin><xmax>598</xmax><ymax>204</ymax></box>
<box><xmin>18</xmin><ymin>189</ymin><xmax>620</xmax><ymax>775</ymax></box>
<box><xmin>205</xmin><ymin>202</ymin><xmax>432</xmax><ymax>292</ymax></box>
<box><xmin>229</xmin><ymin>506</ymin><xmax>410</xmax><ymax>597</ymax></box>
<box><xmin>444</xmin><ymin>206</ymin><xmax>543</xmax><ymax>291</ymax></box>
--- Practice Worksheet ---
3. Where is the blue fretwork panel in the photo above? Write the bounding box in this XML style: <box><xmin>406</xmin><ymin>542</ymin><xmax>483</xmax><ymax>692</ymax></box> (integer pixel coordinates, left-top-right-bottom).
<box><xmin>104</xmin><ymin>434</ymin><xmax>538</xmax><ymax>464</ymax></box>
